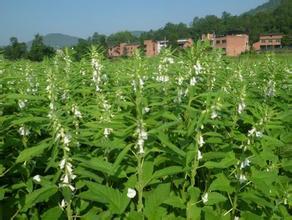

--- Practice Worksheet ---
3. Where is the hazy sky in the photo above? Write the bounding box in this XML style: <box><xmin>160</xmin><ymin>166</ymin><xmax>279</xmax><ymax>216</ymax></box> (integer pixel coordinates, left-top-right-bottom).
<box><xmin>0</xmin><ymin>0</ymin><xmax>267</xmax><ymax>45</ymax></box>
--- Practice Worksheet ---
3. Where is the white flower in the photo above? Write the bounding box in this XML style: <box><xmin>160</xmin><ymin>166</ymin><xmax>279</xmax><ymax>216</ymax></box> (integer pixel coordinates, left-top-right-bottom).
<box><xmin>255</xmin><ymin>131</ymin><xmax>263</xmax><ymax>138</ymax></box>
<box><xmin>156</xmin><ymin>75</ymin><xmax>169</xmax><ymax>83</ymax></box>
<box><xmin>211</xmin><ymin>111</ymin><xmax>218</xmax><ymax>119</ymax></box>
<box><xmin>72</xmin><ymin>105</ymin><xmax>82</xmax><ymax>119</ymax></box>
<box><xmin>18</xmin><ymin>126</ymin><xmax>30</xmax><ymax>136</ymax></box>
<box><xmin>139</xmin><ymin>78</ymin><xmax>144</xmax><ymax>88</ymax></box>
<box><xmin>33</xmin><ymin>175</ymin><xmax>41</xmax><ymax>183</ymax></box>
<box><xmin>234</xmin><ymin>216</ymin><xmax>240</xmax><ymax>220</ymax></box>
<box><xmin>68</xmin><ymin>184</ymin><xmax>75</xmax><ymax>191</ymax></box>
<box><xmin>137</xmin><ymin>139</ymin><xmax>145</xmax><ymax>154</ymax></box>
<box><xmin>65</xmin><ymin>162</ymin><xmax>73</xmax><ymax>174</ymax></box>
<box><xmin>143</xmin><ymin>107</ymin><xmax>150</xmax><ymax>113</ymax></box>
<box><xmin>127</xmin><ymin>188</ymin><xmax>136</xmax><ymax>198</ymax></box>
<box><xmin>163</xmin><ymin>57</ymin><xmax>174</xmax><ymax>64</ymax></box>
<box><xmin>61</xmin><ymin>93</ymin><xmax>68</xmax><ymax>101</ymax></box>
<box><xmin>49</xmin><ymin>102</ymin><xmax>55</xmax><ymax>110</ymax></box>
<box><xmin>95</xmin><ymin>85</ymin><xmax>101</xmax><ymax>92</ymax></box>
<box><xmin>177</xmin><ymin>76</ymin><xmax>184</xmax><ymax>85</ymax></box>
<box><xmin>238</xmin><ymin>101</ymin><xmax>246</xmax><ymax>114</ymax></box>
<box><xmin>18</xmin><ymin>100</ymin><xmax>27</xmax><ymax>109</ymax></box>
<box><xmin>197</xmin><ymin>134</ymin><xmax>204</xmax><ymax>147</ymax></box>
<box><xmin>62</xmin><ymin>174</ymin><xmax>70</xmax><ymax>184</ymax></box>
<box><xmin>202</xmin><ymin>192</ymin><xmax>208</xmax><ymax>204</ymax></box>
<box><xmin>197</xmin><ymin>150</ymin><xmax>203</xmax><ymax>160</ymax></box>
<box><xmin>104</xmin><ymin>128</ymin><xmax>113</xmax><ymax>138</ymax></box>
<box><xmin>239</xmin><ymin>174</ymin><xmax>247</xmax><ymax>184</ymax></box>
<box><xmin>194</xmin><ymin>62</ymin><xmax>203</xmax><ymax>75</ymax></box>
<box><xmin>248</xmin><ymin>128</ymin><xmax>263</xmax><ymax>138</ymax></box>
<box><xmin>285</xmin><ymin>69</ymin><xmax>292</xmax><ymax>74</ymax></box>
<box><xmin>136</xmin><ymin>122</ymin><xmax>147</xmax><ymax>154</ymax></box>
<box><xmin>266</xmin><ymin>80</ymin><xmax>276</xmax><ymax>97</ymax></box>
<box><xmin>190</xmin><ymin>77</ymin><xmax>197</xmax><ymax>86</ymax></box>
<box><xmin>59</xmin><ymin>158</ymin><xmax>66</xmax><ymax>170</ymax></box>
<box><xmin>60</xmin><ymin>199</ymin><xmax>67</xmax><ymax>208</ymax></box>
<box><xmin>140</xmin><ymin>129</ymin><xmax>148</xmax><ymax>140</ymax></box>
<box><xmin>103</xmin><ymin>101</ymin><xmax>111</xmax><ymax>111</ymax></box>
<box><xmin>63</xmin><ymin>133</ymin><xmax>71</xmax><ymax>146</ymax></box>
<box><xmin>248</xmin><ymin>128</ymin><xmax>256</xmax><ymax>136</ymax></box>
<box><xmin>240</xmin><ymin>158</ymin><xmax>250</xmax><ymax>169</ymax></box>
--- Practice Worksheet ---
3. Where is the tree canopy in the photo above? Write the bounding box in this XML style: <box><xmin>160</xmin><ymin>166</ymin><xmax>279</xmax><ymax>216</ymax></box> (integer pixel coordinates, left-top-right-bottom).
<box><xmin>3</xmin><ymin>37</ymin><xmax>27</xmax><ymax>60</ymax></box>
<box><xmin>28</xmin><ymin>34</ymin><xmax>55</xmax><ymax>61</ymax></box>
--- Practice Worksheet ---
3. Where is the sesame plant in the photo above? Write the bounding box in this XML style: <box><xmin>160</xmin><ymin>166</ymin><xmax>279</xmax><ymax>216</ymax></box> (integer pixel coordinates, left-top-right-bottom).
<box><xmin>0</xmin><ymin>44</ymin><xmax>291</xmax><ymax>220</ymax></box>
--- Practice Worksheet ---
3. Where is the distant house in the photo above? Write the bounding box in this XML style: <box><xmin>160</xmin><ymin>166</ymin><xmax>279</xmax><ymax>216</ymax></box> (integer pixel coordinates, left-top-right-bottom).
<box><xmin>144</xmin><ymin>40</ymin><xmax>158</xmax><ymax>57</ymax></box>
<box><xmin>252</xmin><ymin>34</ymin><xmax>284</xmax><ymax>51</ymax></box>
<box><xmin>202</xmin><ymin>33</ymin><xmax>249</xmax><ymax>56</ymax></box>
<box><xmin>201</xmin><ymin>33</ymin><xmax>216</xmax><ymax>46</ymax></box>
<box><xmin>108</xmin><ymin>43</ymin><xmax>140</xmax><ymax>58</ymax></box>
<box><xmin>177</xmin><ymin>38</ymin><xmax>193</xmax><ymax>48</ymax></box>
<box><xmin>109</xmin><ymin>38</ymin><xmax>194</xmax><ymax>58</ymax></box>
<box><xmin>144</xmin><ymin>38</ymin><xmax>193</xmax><ymax>57</ymax></box>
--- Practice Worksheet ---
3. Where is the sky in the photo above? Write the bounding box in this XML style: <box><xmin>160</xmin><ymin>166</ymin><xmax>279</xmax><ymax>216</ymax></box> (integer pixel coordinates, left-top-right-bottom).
<box><xmin>0</xmin><ymin>0</ymin><xmax>267</xmax><ymax>45</ymax></box>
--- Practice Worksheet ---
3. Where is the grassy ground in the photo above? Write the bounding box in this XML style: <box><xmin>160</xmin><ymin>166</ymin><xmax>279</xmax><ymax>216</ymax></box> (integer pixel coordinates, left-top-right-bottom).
<box><xmin>231</xmin><ymin>52</ymin><xmax>292</xmax><ymax>65</ymax></box>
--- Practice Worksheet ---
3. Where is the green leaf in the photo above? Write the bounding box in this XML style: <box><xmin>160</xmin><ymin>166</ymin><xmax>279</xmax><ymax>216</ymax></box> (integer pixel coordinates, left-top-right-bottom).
<box><xmin>84</xmin><ymin>181</ymin><xmax>130</xmax><ymax>214</ymax></box>
<box><xmin>112</xmin><ymin>144</ymin><xmax>132</xmax><ymax>172</ymax></box>
<box><xmin>163</xmin><ymin>195</ymin><xmax>185</xmax><ymax>209</ymax></box>
<box><xmin>0</xmin><ymin>188</ymin><xmax>5</xmax><ymax>201</ymax></box>
<box><xmin>127</xmin><ymin>211</ymin><xmax>144</xmax><ymax>220</ymax></box>
<box><xmin>16</xmin><ymin>141</ymin><xmax>50</xmax><ymax>163</ymax></box>
<box><xmin>0</xmin><ymin>164</ymin><xmax>5</xmax><ymax>175</ymax></box>
<box><xmin>187</xmin><ymin>201</ymin><xmax>201</xmax><ymax>220</ymax></box>
<box><xmin>74</xmin><ymin>157</ymin><xmax>123</xmax><ymax>177</ymax></box>
<box><xmin>282</xmin><ymin>159</ymin><xmax>292</xmax><ymax>172</ymax></box>
<box><xmin>261</xmin><ymin>135</ymin><xmax>285</xmax><ymax>148</ymax></box>
<box><xmin>205</xmin><ymin>192</ymin><xmax>227</xmax><ymax>205</ymax></box>
<box><xmin>74</xmin><ymin>167</ymin><xmax>103</xmax><ymax>183</ymax></box>
<box><xmin>188</xmin><ymin>187</ymin><xmax>201</xmax><ymax>203</ymax></box>
<box><xmin>151</xmin><ymin>166</ymin><xmax>185</xmax><ymax>181</ymax></box>
<box><xmin>23</xmin><ymin>186</ymin><xmax>58</xmax><ymax>210</ymax></box>
<box><xmin>142</xmin><ymin>161</ymin><xmax>153</xmax><ymax>186</ymax></box>
<box><xmin>241</xmin><ymin>211</ymin><xmax>263</xmax><ymax>220</ymax></box>
<box><xmin>206</xmin><ymin>137</ymin><xmax>223</xmax><ymax>144</ymax></box>
<box><xmin>42</xmin><ymin>206</ymin><xmax>63</xmax><ymax>220</ymax></box>
<box><xmin>204</xmin><ymin>152</ymin><xmax>236</xmax><ymax>169</ymax></box>
<box><xmin>157</xmin><ymin>132</ymin><xmax>186</xmax><ymax>157</ymax></box>
<box><xmin>239</xmin><ymin>191</ymin><xmax>274</xmax><ymax>209</ymax></box>
<box><xmin>209</xmin><ymin>173</ymin><xmax>234</xmax><ymax>193</ymax></box>
<box><xmin>81</xmin><ymin>207</ymin><xmax>102</xmax><ymax>220</ymax></box>
<box><xmin>144</xmin><ymin>183</ymin><xmax>170</xmax><ymax>220</ymax></box>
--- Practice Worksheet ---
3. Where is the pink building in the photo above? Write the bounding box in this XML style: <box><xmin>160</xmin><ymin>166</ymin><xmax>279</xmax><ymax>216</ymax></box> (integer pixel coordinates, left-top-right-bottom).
<box><xmin>252</xmin><ymin>34</ymin><xmax>284</xmax><ymax>51</ymax></box>
<box><xmin>144</xmin><ymin>38</ymin><xmax>193</xmax><ymax>57</ymax></box>
<box><xmin>202</xmin><ymin>33</ymin><xmax>249</xmax><ymax>56</ymax></box>
<box><xmin>108</xmin><ymin>43</ymin><xmax>140</xmax><ymax>58</ymax></box>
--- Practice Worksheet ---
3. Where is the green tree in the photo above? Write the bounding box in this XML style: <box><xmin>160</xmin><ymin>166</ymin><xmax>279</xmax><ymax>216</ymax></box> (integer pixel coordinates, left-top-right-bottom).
<box><xmin>73</xmin><ymin>38</ymin><xmax>91</xmax><ymax>61</ymax></box>
<box><xmin>107</xmin><ymin>31</ymin><xmax>138</xmax><ymax>47</ymax></box>
<box><xmin>3</xmin><ymin>37</ymin><xmax>27</xmax><ymax>60</ymax></box>
<box><xmin>282</xmin><ymin>34</ymin><xmax>292</xmax><ymax>47</ymax></box>
<box><xmin>89</xmin><ymin>32</ymin><xmax>107</xmax><ymax>48</ymax></box>
<box><xmin>28</xmin><ymin>34</ymin><xmax>55</xmax><ymax>61</ymax></box>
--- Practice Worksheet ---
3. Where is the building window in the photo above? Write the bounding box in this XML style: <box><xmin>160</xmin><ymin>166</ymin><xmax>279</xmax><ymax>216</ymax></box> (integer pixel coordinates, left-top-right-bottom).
<box><xmin>261</xmin><ymin>39</ymin><xmax>266</xmax><ymax>43</ymax></box>
<box><xmin>269</xmin><ymin>40</ymin><xmax>272</xmax><ymax>43</ymax></box>
<box><xmin>216</xmin><ymin>40</ymin><xmax>220</xmax><ymax>44</ymax></box>
<box><xmin>222</xmin><ymin>40</ymin><xmax>226</xmax><ymax>44</ymax></box>
<box><xmin>276</xmin><ymin>39</ymin><xmax>281</xmax><ymax>43</ymax></box>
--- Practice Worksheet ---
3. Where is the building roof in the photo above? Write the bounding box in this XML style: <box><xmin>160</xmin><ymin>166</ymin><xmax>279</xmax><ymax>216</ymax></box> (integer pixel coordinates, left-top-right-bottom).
<box><xmin>259</xmin><ymin>33</ymin><xmax>284</xmax><ymax>37</ymax></box>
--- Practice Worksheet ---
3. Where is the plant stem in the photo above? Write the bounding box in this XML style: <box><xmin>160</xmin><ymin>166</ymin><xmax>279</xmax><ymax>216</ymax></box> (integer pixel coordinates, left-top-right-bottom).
<box><xmin>137</xmin><ymin>155</ymin><xmax>144</xmax><ymax>212</ymax></box>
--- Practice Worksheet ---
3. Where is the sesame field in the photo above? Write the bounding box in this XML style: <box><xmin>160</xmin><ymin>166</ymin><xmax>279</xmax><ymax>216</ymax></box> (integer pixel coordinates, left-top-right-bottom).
<box><xmin>0</xmin><ymin>45</ymin><xmax>292</xmax><ymax>219</ymax></box>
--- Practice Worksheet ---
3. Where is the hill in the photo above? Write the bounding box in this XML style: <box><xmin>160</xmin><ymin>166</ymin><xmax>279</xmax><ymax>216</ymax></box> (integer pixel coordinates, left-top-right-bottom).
<box><xmin>244</xmin><ymin>0</ymin><xmax>281</xmax><ymax>15</ymax></box>
<box><xmin>27</xmin><ymin>33</ymin><xmax>81</xmax><ymax>49</ymax></box>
